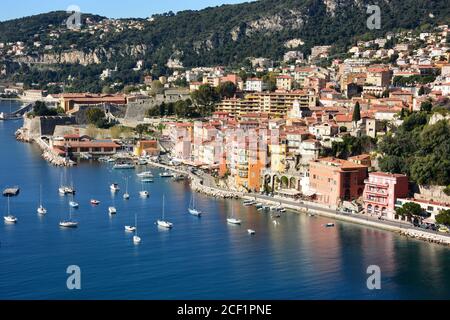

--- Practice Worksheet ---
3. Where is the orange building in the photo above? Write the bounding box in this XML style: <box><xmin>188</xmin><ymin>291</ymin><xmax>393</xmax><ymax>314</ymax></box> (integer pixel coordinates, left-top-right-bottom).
<box><xmin>309</xmin><ymin>157</ymin><xmax>368</xmax><ymax>207</ymax></box>
<box><xmin>60</xmin><ymin>93</ymin><xmax>127</xmax><ymax>112</ymax></box>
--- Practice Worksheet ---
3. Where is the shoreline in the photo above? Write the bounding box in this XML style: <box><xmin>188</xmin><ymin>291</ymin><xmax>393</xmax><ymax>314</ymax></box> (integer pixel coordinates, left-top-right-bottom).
<box><xmin>148</xmin><ymin>161</ymin><xmax>450</xmax><ymax>247</ymax></box>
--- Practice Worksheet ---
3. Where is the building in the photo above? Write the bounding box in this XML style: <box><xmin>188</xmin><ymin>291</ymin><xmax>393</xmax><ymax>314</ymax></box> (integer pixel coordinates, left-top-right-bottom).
<box><xmin>245</xmin><ymin>78</ymin><xmax>268</xmax><ymax>92</ymax></box>
<box><xmin>276</xmin><ymin>75</ymin><xmax>293</xmax><ymax>91</ymax></box>
<box><xmin>309</xmin><ymin>157</ymin><xmax>368</xmax><ymax>207</ymax></box>
<box><xmin>60</xmin><ymin>94</ymin><xmax>127</xmax><ymax>113</ymax></box>
<box><xmin>363</xmin><ymin>172</ymin><xmax>409</xmax><ymax>220</ymax></box>
<box><xmin>53</xmin><ymin>134</ymin><xmax>121</xmax><ymax>157</ymax></box>
<box><xmin>134</xmin><ymin>140</ymin><xmax>160</xmax><ymax>157</ymax></box>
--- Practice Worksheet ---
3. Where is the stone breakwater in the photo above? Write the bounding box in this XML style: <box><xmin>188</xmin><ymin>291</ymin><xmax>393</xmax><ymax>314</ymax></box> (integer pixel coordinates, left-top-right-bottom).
<box><xmin>401</xmin><ymin>229</ymin><xmax>450</xmax><ymax>246</ymax></box>
<box><xmin>15</xmin><ymin>128</ymin><xmax>75</xmax><ymax>167</ymax></box>
<box><xmin>191</xmin><ymin>179</ymin><xmax>240</xmax><ymax>199</ymax></box>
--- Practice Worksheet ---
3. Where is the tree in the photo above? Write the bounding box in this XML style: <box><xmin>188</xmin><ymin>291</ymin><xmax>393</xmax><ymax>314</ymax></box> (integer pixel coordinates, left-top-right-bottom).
<box><xmin>418</xmin><ymin>86</ymin><xmax>425</xmax><ymax>96</ymax></box>
<box><xmin>352</xmin><ymin>102</ymin><xmax>361</xmax><ymax>122</ymax></box>
<box><xmin>396</xmin><ymin>202</ymin><xmax>424</xmax><ymax>221</ymax></box>
<box><xmin>339</xmin><ymin>126</ymin><xmax>348</xmax><ymax>133</ymax></box>
<box><xmin>86</xmin><ymin>108</ymin><xmax>110</xmax><ymax>128</ymax></box>
<box><xmin>436</xmin><ymin>210</ymin><xmax>450</xmax><ymax>226</ymax></box>
<box><xmin>420</xmin><ymin>100</ymin><xmax>433</xmax><ymax>112</ymax></box>
<box><xmin>150</xmin><ymin>80</ymin><xmax>164</xmax><ymax>95</ymax></box>
<box><xmin>191</xmin><ymin>85</ymin><xmax>219</xmax><ymax>116</ymax></box>
<box><xmin>135</xmin><ymin>124</ymin><xmax>148</xmax><ymax>138</ymax></box>
<box><xmin>216</xmin><ymin>81</ymin><xmax>237</xmax><ymax>99</ymax></box>
<box><xmin>33</xmin><ymin>101</ymin><xmax>57</xmax><ymax>116</ymax></box>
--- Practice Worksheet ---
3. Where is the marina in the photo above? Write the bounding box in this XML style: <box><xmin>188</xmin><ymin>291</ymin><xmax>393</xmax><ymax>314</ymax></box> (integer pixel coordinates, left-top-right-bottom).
<box><xmin>1</xmin><ymin>101</ymin><xmax>450</xmax><ymax>299</ymax></box>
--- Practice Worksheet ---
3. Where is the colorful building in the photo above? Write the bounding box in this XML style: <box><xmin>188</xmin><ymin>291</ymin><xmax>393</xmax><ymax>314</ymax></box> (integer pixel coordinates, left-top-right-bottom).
<box><xmin>363</xmin><ymin>172</ymin><xmax>409</xmax><ymax>220</ymax></box>
<box><xmin>309</xmin><ymin>157</ymin><xmax>368</xmax><ymax>207</ymax></box>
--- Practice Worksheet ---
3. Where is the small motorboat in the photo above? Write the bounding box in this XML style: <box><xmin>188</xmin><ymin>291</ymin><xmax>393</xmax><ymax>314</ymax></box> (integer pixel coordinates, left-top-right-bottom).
<box><xmin>325</xmin><ymin>223</ymin><xmax>335</xmax><ymax>228</ymax></box>
<box><xmin>141</xmin><ymin>178</ymin><xmax>154</xmax><ymax>183</ymax></box>
<box><xmin>139</xmin><ymin>191</ymin><xmax>149</xmax><ymax>198</ymax></box>
<box><xmin>133</xmin><ymin>235</ymin><xmax>141</xmax><ymax>244</ymax></box>
<box><xmin>137</xmin><ymin>171</ymin><xmax>153</xmax><ymax>178</ymax></box>
<box><xmin>4</xmin><ymin>215</ymin><xmax>18</xmax><ymax>223</ymax></box>
<box><xmin>243</xmin><ymin>200</ymin><xmax>256</xmax><ymax>206</ymax></box>
<box><xmin>59</xmin><ymin>186</ymin><xmax>75</xmax><ymax>195</ymax></box>
<box><xmin>113</xmin><ymin>163</ymin><xmax>135</xmax><ymax>170</ymax></box>
<box><xmin>125</xmin><ymin>226</ymin><xmax>136</xmax><ymax>232</ymax></box>
<box><xmin>159</xmin><ymin>172</ymin><xmax>174</xmax><ymax>178</ymax></box>
<box><xmin>108</xmin><ymin>207</ymin><xmax>117</xmax><ymax>215</ymax></box>
<box><xmin>59</xmin><ymin>221</ymin><xmax>78</xmax><ymax>228</ymax></box>
<box><xmin>69</xmin><ymin>201</ymin><xmax>79</xmax><ymax>208</ymax></box>
<box><xmin>137</xmin><ymin>158</ymin><xmax>148</xmax><ymax>165</ymax></box>
<box><xmin>90</xmin><ymin>199</ymin><xmax>100</xmax><ymax>205</ymax></box>
<box><xmin>277</xmin><ymin>207</ymin><xmax>286</xmax><ymax>213</ymax></box>
<box><xmin>227</xmin><ymin>218</ymin><xmax>242</xmax><ymax>225</ymax></box>
<box><xmin>110</xmin><ymin>183</ymin><xmax>120</xmax><ymax>192</ymax></box>
<box><xmin>247</xmin><ymin>229</ymin><xmax>256</xmax><ymax>235</ymax></box>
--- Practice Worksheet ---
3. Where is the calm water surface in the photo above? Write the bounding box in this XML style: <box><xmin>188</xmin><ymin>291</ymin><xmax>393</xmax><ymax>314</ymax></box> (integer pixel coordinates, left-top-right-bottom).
<box><xmin>0</xmin><ymin>101</ymin><xmax>449</xmax><ymax>299</ymax></box>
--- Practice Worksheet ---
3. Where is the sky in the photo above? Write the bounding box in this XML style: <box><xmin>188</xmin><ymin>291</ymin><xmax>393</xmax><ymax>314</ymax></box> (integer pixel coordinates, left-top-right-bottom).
<box><xmin>0</xmin><ymin>0</ymin><xmax>249</xmax><ymax>21</ymax></box>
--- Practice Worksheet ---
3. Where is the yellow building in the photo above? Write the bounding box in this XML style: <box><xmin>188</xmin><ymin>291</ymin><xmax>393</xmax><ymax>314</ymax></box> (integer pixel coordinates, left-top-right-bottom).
<box><xmin>269</xmin><ymin>144</ymin><xmax>287</xmax><ymax>173</ymax></box>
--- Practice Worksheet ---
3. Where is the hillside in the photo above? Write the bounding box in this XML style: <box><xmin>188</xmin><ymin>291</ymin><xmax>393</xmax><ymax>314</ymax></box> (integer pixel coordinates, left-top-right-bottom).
<box><xmin>0</xmin><ymin>0</ymin><xmax>448</xmax><ymax>90</ymax></box>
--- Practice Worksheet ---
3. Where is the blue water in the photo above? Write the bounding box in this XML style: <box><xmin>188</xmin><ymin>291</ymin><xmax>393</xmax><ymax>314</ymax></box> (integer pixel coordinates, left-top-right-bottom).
<box><xmin>0</xmin><ymin>100</ymin><xmax>449</xmax><ymax>300</ymax></box>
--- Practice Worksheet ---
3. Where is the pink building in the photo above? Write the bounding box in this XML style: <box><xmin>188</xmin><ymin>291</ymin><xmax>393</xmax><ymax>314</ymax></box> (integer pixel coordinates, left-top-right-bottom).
<box><xmin>363</xmin><ymin>172</ymin><xmax>409</xmax><ymax>220</ymax></box>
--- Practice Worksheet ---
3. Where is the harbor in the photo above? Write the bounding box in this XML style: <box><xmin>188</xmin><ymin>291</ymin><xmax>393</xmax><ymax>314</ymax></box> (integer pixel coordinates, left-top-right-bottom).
<box><xmin>1</xmin><ymin>101</ymin><xmax>450</xmax><ymax>300</ymax></box>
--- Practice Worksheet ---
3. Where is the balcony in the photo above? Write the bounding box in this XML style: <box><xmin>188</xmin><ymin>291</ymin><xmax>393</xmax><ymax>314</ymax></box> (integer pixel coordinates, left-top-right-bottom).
<box><xmin>364</xmin><ymin>196</ymin><xmax>387</xmax><ymax>205</ymax></box>
<box><xmin>364</xmin><ymin>179</ymin><xmax>389</xmax><ymax>188</ymax></box>
<box><xmin>365</xmin><ymin>188</ymin><xmax>388</xmax><ymax>195</ymax></box>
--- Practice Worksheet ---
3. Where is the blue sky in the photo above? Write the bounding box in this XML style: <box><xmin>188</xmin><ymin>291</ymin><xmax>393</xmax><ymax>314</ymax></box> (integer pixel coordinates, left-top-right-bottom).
<box><xmin>0</xmin><ymin>0</ymin><xmax>249</xmax><ymax>21</ymax></box>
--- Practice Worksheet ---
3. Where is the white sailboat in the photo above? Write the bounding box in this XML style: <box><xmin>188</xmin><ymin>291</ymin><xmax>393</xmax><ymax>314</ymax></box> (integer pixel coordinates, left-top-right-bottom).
<box><xmin>133</xmin><ymin>213</ymin><xmax>141</xmax><ymax>244</ymax></box>
<box><xmin>4</xmin><ymin>196</ymin><xmax>18</xmax><ymax>223</ymax></box>
<box><xmin>188</xmin><ymin>194</ymin><xmax>202</xmax><ymax>217</ymax></box>
<box><xmin>110</xmin><ymin>183</ymin><xmax>120</xmax><ymax>192</ymax></box>
<box><xmin>227</xmin><ymin>206</ymin><xmax>241</xmax><ymax>225</ymax></box>
<box><xmin>157</xmin><ymin>195</ymin><xmax>173</xmax><ymax>229</ymax></box>
<box><xmin>59</xmin><ymin>201</ymin><xmax>78</xmax><ymax>228</ymax></box>
<box><xmin>123</xmin><ymin>177</ymin><xmax>130</xmax><ymax>200</ymax></box>
<box><xmin>37</xmin><ymin>184</ymin><xmax>47</xmax><ymax>215</ymax></box>
<box><xmin>139</xmin><ymin>181</ymin><xmax>149</xmax><ymax>198</ymax></box>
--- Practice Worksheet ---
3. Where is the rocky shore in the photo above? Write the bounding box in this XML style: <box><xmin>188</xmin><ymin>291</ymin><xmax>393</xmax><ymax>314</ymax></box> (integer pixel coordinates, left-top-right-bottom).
<box><xmin>191</xmin><ymin>179</ymin><xmax>240</xmax><ymax>199</ymax></box>
<box><xmin>15</xmin><ymin>128</ymin><xmax>75</xmax><ymax>167</ymax></box>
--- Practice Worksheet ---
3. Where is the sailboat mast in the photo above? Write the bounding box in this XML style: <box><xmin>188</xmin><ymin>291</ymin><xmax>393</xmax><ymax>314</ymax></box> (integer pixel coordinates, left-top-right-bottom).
<box><xmin>163</xmin><ymin>195</ymin><xmax>165</xmax><ymax>220</ymax></box>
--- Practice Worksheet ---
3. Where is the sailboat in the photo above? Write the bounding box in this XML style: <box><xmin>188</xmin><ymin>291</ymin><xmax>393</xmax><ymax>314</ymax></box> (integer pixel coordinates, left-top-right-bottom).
<box><xmin>59</xmin><ymin>201</ymin><xmax>78</xmax><ymax>228</ymax></box>
<box><xmin>37</xmin><ymin>184</ymin><xmax>47</xmax><ymax>215</ymax></box>
<box><xmin>108</xmin><ymin>194</ymin><xmax>117</xmax><ymax>215</ymax></box>
<box><xmin>227</xmin><ymin>206</ymin><xmax>241</xmax><ymax>225</ymax></box>
<box><xmin>4</xmin><ymin>196</ymin><xmax>18</xmax><ymax>223</ymax></box>
<box><xmin>188</xmin><ymin>194</ymin><xmax>202</xmax><ymax>217</ymax></box>
<box><xmin>133</xmin><ymin>213</ymin><xmax>141</xmax><ymax>244</ymax></box>
<box><xmin>157</xmin><ymin>195</ymin><xmax>173</xmax><ymax>229</ymax></box>
<box><xmin>123</xmin><ymin>177</ymin><xmax>130</xmax><ymax>200</ymax></box>
<box><xmin>110</xmin><ymin>183</ymin><xmax>120</xmax><ymax>192</ymax></box>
